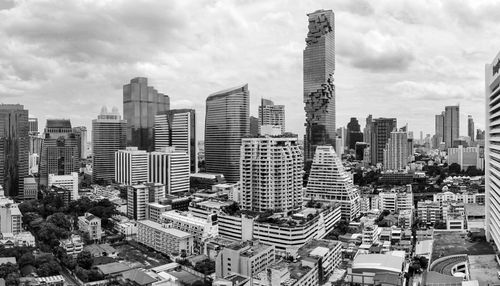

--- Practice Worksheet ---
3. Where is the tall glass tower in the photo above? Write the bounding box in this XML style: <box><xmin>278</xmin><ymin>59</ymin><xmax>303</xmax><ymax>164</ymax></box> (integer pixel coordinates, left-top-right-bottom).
<box><xmin>205</xmin><ymin>84</ymin><xmax>249</xmax><ymax>183</ymax></box>
<box><xmin>123</xmin><ymin>77</ymin><xmax>169</xmax><ymax>151</ymax></box>
<box><xmin>303</xmin><ymin>9</ymin><xmax>336</xmax><ymax>164</ymax></box>
<box><xmin>0</xmin><ymin>104</ymin><xmax>29</xmax><ymax>198</ymax></box>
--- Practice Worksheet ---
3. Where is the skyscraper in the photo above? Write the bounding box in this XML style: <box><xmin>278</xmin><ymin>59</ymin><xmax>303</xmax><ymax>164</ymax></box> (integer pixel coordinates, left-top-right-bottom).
<box><xmin>28</xmin><ymin>118</ymin><xmax>38</xmax><ymax>136</ymax></box>
<box><xmin>434</xmin><ymin>112</ymin><xmax>445</xmax><ymax>148</ymax></box>
<box><xmin>92</xmin><ymin>107</ymin><xmax>127</xmax><ymax>184</ymax></box>
<box><xmin>485</xmin><ymin>51</ymin><xmax>500</xmax><ymax>250</ymax></box>
<box><xmin>305</xmin><ymin>146</ymin><xmax>360</xmax><ymax>220</ymax></box>
<box><xmin>123</xmin><ymin>77</ymin><xmax>170</xmax><ymax>152</ymax></box>
<box><xmin>73</xmin><ymin>126</ymin><xmax>88</xmax><ymax>159</ymax></box>
<box><xmin>383</xmin><ymin>130</ymin><xmax>409</xmax><ymax>171</ymax></box>
<box><xmin>468</xmin><ymin>115</ymin><xmax>475</xmax><ymax>142</ymax></box>
<box><xmin>154</xmin><ymin>109</ymin><xmax>196</xmax><ymax>173</ymax></box>
<box><xmin>347</xmin><ymin>117</ymin><xmax>363</xmax><ymax>150</ymax></box>
<box><xmin>249</xmin><ymin>116</ymin><xmax>259</xmax><ymax>137</ymax></box>
<box><xmin>205</xmin><ymin>84</ymin><xmax>249</xmax><ymax>183</ymax></box>
<box><xmin>114</xmin><ymin>147</ymin><xmax>148</xmax><ymax>186</ymax></box>
<box><xmin>0</xmin><ymin>105</ymin><xmax>29</xmax><ymax>198</ymax></box>
<box><xmin>149</xmin><ymin>147</ymin><xmax>190</xmax><ymax>194</ymax></box>
<box><xmin>370</xmin><ymin>118</ymin><xmax>397</xmax><ymax>165</ymax></box>
<box><xmin>40</xmin><ymin>119</ymin><xmax>78</xmax><ymax>186</ymax></box>
<box><xmin>240</xmin><ymin>136</ymin><xmax>303</xmax><ymax>213</ymax></box>
<box><xmin>259</xmin><ymin>98</ymin><xmax>285</xmax><ymax>134</ymax></box>
<box><xmin>444</xmin><ymin>105</ymin><xmax>460</xmax><ymax>148</ymax></box>
<box><xmin>303</xmin><ymin>9</ymin><xmax>336</xmax><ymax>163</ymax></box>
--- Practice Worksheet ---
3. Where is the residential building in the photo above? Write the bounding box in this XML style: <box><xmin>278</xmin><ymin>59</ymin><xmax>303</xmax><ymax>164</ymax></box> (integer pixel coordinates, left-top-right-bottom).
<box><xmin>305</xmin><ymin>146</ymin><xmax>360</xmax><ymax>220</ymax></box>
<box><xmin>303</xmin><ymin>9</ymin><xmax>336</xmax><ymax>163</ymax></box>
<box><xmin>154</xmin><ymin>109</ymin><xmax>196</xmax><ymax>173</ymax></box>
<box><xmin>240</xmin><ymin>136</ymin><xmax>303</xmax><ymax>213</ymax></box>
<box><xmin>40</xmin><ymin>119</ymin><xmax>79</xmax><ymax>186</ymax></box>
<box><xmin>417</xmin><ymin>200</ymin><xmax>441</xmax><ymax>225</ymax></box>
<box><xmin>0</xmin><ymin>187</ymin><xmax>22</xmax><ymax>234</ymax></box>
<box><xmin>0</xmin><ymin>104</ymin><xmax>29</xmax><ymax>198</ymax></box>
<box><xmin>146</xmin><ymin>203</ymin><xmax>170</xmax><ymax>223</ymax></box>
<box><xmin>78</xmin><ymin>212</ymin><xmax>102</xmax><ymax>241</ymax></box>
<box><xmin>379</xmin><ymin>185</ymin><xmax>413</xmax><ymax>212</ymax></box>
<box><xmin>258</xmin><ymin>98</ymin><xmax>285</xmax><ymax>134</ymax></box>
<box><xmin>444</xmin><ymin>105</ymin><xmax>460</xmax><ymax>148</ymax></box>
<box><xmin>215</xmin><ymin>240</ymin><xmax>275</xmax><ymax>278</ymax></box>
<box><xmin>447</xmin><ymin>145</ymin><xmax>484</xmax><ymax>171</ymax></box>
<box><xmin>362</xmin><ymin>223</ymin><xmax>381</xmax><ymax>246</ymax></box>
<box><xmin>136</xmin><ymin>220</ymin><xmax>194</xmax><ymax>255</ymax></box>
<box><xmin>60</xmin><ymin>234</ymin><xmax>83</xmax><ymax>257</ymax></box>
<box><xmin>123</xmin><ymin>77</ymin><xmax>169</xmax><ymax>151</ymax></box>
<box><xmin>92</xmin><ymin>106</ymin><xmax>127</xmax><ymax>184</ymax></box>
<box><xmin>127</xmin><ymin>183</ymin><xmax>165</xmax><ymax>220</ymax></box>
<box><xmin>48</xmin><ymin>172</ymin><xmax>79</xmax><ymax>201</ymax></box>
<box><xmin>114</xmin><ymin>147</ymin><xmax>148</xmax><ymax>185</ymax></box>
<box><xmin>383</xmin><ymin>130</ymin><xmax>409</xmax><ymax>170</ymax></box>
<box><xmin>149</xmin><ymin>147</ymin><xmax>190</xmax><ymax>194</ymax></box>
<box><xmin>370</xmin><ymin>118</ymin><xmax>397</xmax><ymax>164</ymax></box>
<box><xmin>205</xmin><ymin>84</ymin><xmax>249</xmax><ymax>182</ymax></box>
<box><xmin>161</xmin><ymin>210</ymin><xmax>218</xmax><ymax>251</ymax></box>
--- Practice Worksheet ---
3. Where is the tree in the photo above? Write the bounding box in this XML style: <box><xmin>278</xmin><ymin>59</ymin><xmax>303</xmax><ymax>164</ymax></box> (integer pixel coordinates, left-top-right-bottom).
<box><xmin>434</xmin><ymin>220</ymin><xmax>446</xmax><ymax>229</ymax></box>
<box><xmin>77</xmin><ymin>250</ymin><xmax>93</xmax><ymax>270</ymax></box>
<box><xmin>18</xmin><ymin>252</ymin><xmax>36</xmax><ymax>268</ymax></box>
<box><xmin>194</xmin><ymin>259</ymin><xmax>216</xmax><ymax>275</ymax></box>
<box><xmin>448</xmin><ymin>163</ymin><xmax>461</xmax><ymax>174</ymax></box>
<box><xmin>37</xmin><ymin>259</ymin><xmax>61</xmax><ymax>277</ymax></box>
<box><xmin>0</xmin><ymin>263</ymin><xmax>18</xmax><ymax>279</ymax></box>
<box><xmin>47</xmin><ymin>212</ymin><xmax>72</xmax><ymax>231</ymax></box>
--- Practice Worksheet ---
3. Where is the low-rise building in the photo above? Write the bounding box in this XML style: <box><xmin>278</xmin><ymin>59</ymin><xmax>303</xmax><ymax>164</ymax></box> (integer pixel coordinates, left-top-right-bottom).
<box><xmin>215</xmin><ymin>240</ymin><xmax>275</xmax><ymax>278</ymax></box>
<box><xmin>345</xmin><ymin>251</ymin><xmax>407</xmax><ymax>286</ymax></box>
<box><xmin>78</xmin><ymin>212</ymin><xmax>102</xmax><ymax>241</ymax></box>
<box><xmin>48</xmin><ymin>172</ymin><xmax>79</xmax><ymax>201</ymax></box>
<box><xmin>60</xmin><ymin>234</ymin><xmax>83</xmax><ymax>257</ymax></box>
<box><xmin>136</xmin><ymin>220</ymin><xmax>194</xmax><ymax>256</ymax></box>
<box><xmin>146</xmin><ymin>202</ymin><xmax>170</xmax><ymax>223</ymax></box>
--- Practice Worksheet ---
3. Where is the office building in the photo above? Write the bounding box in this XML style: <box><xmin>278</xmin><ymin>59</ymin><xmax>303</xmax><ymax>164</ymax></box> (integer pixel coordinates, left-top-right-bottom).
<box><xmin>92</xmin><ymin>107</ymin><xmax>127</xmax><ymax>184</ymax></box>
<box><xmin>347</xmin><ymin>117</ymin><xmax>363</xmax><ymax>150</ymax></box>
<box><xmin>78</xmin><ymin>212</ymin><xmax>102</xmax><ymax>241</ymax></box>
<box><xmin>305</xmin><ymin>146</ymin><xmax>360</xmax><ymax>220</ymax></box>
<box><xmin>205</xmin><ymin>84</ymin><xmax>249</xmax><ymax>182</ymax></box>
<box><xmin>0</xmin><ymin>105</ymin><xmax>29</xmax><ymax>198</ymax></box>
<box><xmin>136</xmin><ymin>220</ymin><xmax>194</xmax><ymax>256</ymax></box>
<box><xmin>48</xmin><ymin>172</ymin><xmax>79</xmax><ymax>201</ymax></box>
<box><xmin>468</xmin><ymin>115</ymin><xmax>475</xmax><ymax>142</ymax></box>
<box><xmin>149</xmin><ymin>147</ymin><xmax>190</xmax><ymax>194</ymax></box>
<box><xmin>485</xmin><ymin>51</ymin><xmax>500</xmax><ymax>249</ymax></box>
<box><xmin>40</xmin><ymin>119</ymin><xmax>78</xmax><ymax>186</ymax></box>
<box><xmin>73</xmin><ymin>126</ymin><xmax>87</xmax><ymax>159</ymax></box>
<box><xmin>433</xmin><ymin>112</ymin><xmax>445</xmax><ymax>149</ymax></box>
<box><xmin>28</xmin><ymin>118</ymin><xmax>38</xmax><ymax>136</ymax></box>
<box><xmin>0</xmin><ymin>187</ymin><xmax>22</xmax><ymax>234</ymax></box>
<box><xmin>114</xmin><ymin>147</ymin><xmax>148</xmax><ymax>186</ymax></box>
<box><xmin>249</xmin><ymin>116</ymin><xmax>259</xmax><ymax>137</ymax></box>
<box><xmin>23</xmin><ymin>177</ymin><xmax>37</xmax><ymax>200</ymax></box>
<box><xmin>383</xmin><ymin>130</ymin><xmax>409</xmax><ymax>171</ymax></box>
<box><xmin>154</xmin><ymin>109</ymin><xmax>196</xmax><ymax>173</ymax></box>
<box><xmin>355</xmin><ymin>142</ymin><xmax>369</xmax><ymax>161</ymax></box>
<box><xmin>215</xmin><ymin>240</ymin><xmax>275</xmax><ymax>278</ymax></box>
<box><xmin>370</xmin><ymin>118</ymin><xmax>397</xmax><ymax>164</ymax></box>
<box><xmin>444</xmin><ymin>105</ymin><xmax>460</xmax><ymax>148</ymax></box>
<box><xmin>379</xmin><ymin>186</ymin><xmax>413</xmax><ymax>212</ymax></box>
<box><xmin>127</xmin><ymin>183</ymin><xmax>165</xmax><ymax>220</ymax></box>
<box><xmin>240</xmin><ymin>136</ymin><xmax>303</xmax><ymax>213</ymax></box>
<box><xmin>259</xmin><ymin>98</ymin><xmax>285</xmax><ymax>134</ymax></box>
<box><xmin>303</xmin><ymin>9</ymin><xmax>336</xmax><ymax>163</ymax></box>
<box><xmin>123</xmin><ymin>77</ymin><xmax>170</xmax><ymax>151</ymax></box>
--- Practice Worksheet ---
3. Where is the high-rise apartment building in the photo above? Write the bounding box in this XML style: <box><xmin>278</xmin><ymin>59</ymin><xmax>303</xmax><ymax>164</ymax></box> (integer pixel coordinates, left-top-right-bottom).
<box><xmin>370</xmin><ymin>118</ymin><xmax>397</xmax><ymax>164</ymax></box>
<box><xmin>92</xmin><ymin>107</ymin><xmax>127</xmax><ymax>184</ymax></box>
<box><xmin>468</xmin><ymin>115</ymin><xmax>475</xmax><ymax>142</ymax></box>
<box><xmin>127</xmin><ymin>183</ymin><xmax>165</xmax><ymax>220</ymax></box>
<box><xmin>383</xmin><ymin>130</ymin><xmax>409</xmax><ymax>171</ymax></box>
<box><xmin>303</xmin><ymin>10</ymin><xmax>336</xmax><ymax>164</ymax></box>
<box><xmin>114</xmin><ymin>147</ymin><xmax>148</xmax><ymax>186</ymax></box>
<box><xmin>305</xmin><ymin>146</ymin><xmax>360</xmax><ymax>220</ymax></box>
<box><xmin>258</xmin><ymin>98</ymin><xmax>285</xmax><ymax>134</ymax></box>
<box><xmin>0</xmin><ymin>187</ymin><xmax>22</xmax><ymax>234</ymax></box>
<box><xmin>444</xmin><ymin>105</ymin><xmax>460</xmax><ymax>148</ymax></box>
<box><xmin>123</xmin><ymin>77</ymin><xmax>170</xmax><ymax>152</ymax></box>
<box><xmin>40</xmin><ymin>119</ymin><xmax>78</xmax><ymax>186</ymax></box>
<box><xmin>240</xmin><ymin>136</ymin><xmax>303</xmax><ymax>213</ymax></box>
<box><xmin>486</xmin><ymin>51</ymin><xmax>500</xmax><ymax>250</ymax></box>
<box><xmin>0</xmin><ymin>104</ymin><xmax>29</xmax><ymax>198</ymax></box>
<box><xmin>205</xmin><ymin>84</ymin><xmax>249</xmax><ymax>183</ymax></box>
<box><xmin>154</xmin><ymin>109</ymin><xmax>196</xmax><ymax>173</ymax></box>
<box><xmin>149</xmin><ymin>147</ymin><xmax>190</xmax><ymax>194</ymax></box>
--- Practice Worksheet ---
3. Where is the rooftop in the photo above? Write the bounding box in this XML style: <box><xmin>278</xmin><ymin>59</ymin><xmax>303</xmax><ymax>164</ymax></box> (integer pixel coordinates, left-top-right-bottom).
<box><xmin>225</xmin><ymin>240</ymin><xmax>273</xmax><ymax>257</ymax></box>
<box><xmin>137</xmin><ymin>220</ymin><xmax>192</xmax><ymax>238</ymax></box>
<box><xmin>0</xmin><ymin>257</ymin><xmax>16</xmax><ymax>265</ymax></box>
<box><xmin>121</xmin><ymin>269</ymin><xmax>157</xmax><ymax>286</ymax></box>
<box><xmin>465</xmin><ymin>204</ymin><xmax>485</xmax><ymax>217</ymax></box>
<box><xmin>96</xmin><ymin>262</ymin><xmax>131</xmax><ymax>275</ymax></box>
<box><xmin>352</xmin><ymin>252</ymin><xmax>405</xmax><ymax>273</ymax></box>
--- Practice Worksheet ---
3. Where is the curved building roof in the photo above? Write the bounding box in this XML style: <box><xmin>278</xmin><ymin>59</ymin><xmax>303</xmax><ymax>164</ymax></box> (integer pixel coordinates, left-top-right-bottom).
<box><xmin>207</xmin><ymin>84</ymin><xmax>248</xmax><ymax>101</ymax></box>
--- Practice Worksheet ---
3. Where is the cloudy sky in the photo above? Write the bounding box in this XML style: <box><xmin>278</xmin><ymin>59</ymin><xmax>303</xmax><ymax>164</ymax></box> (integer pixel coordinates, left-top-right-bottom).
<box><xmin>0</xmin><ymin>0</ymin><xmax>498</xmax><ymax>140</ymax></box>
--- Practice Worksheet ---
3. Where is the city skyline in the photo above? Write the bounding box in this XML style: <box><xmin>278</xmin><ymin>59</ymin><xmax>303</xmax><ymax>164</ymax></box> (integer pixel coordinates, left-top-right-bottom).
<box><xmin>0</xmin><ymin>0</ymin><xmax>494</xmax><ymax>139</ymax></box>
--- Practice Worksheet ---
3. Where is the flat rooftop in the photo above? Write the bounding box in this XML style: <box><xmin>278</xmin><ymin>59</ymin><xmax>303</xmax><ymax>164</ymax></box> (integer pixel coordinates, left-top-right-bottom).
<box><xmin>465</xmin><ymin>203</ymin><xmax>485</xmax><ymax>217</ymax></box>
<box><xmin>352</xmin><ymin>252</ymin><xmax>404</xmax><ymax>273</ymax></box>
<box><xmin>137</xmin><ymin>220</ymin><xmax>192</xmax><ymax>238</ymax></box>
